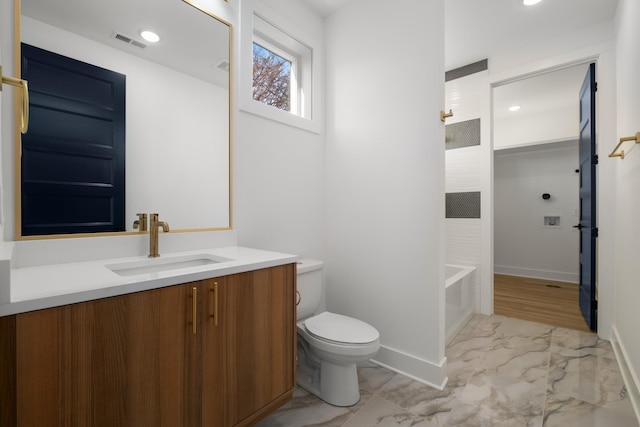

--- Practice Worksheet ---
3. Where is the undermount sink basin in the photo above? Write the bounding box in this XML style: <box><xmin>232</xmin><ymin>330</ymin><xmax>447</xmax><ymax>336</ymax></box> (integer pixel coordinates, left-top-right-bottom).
<box><xmin>107</xmin><ymin>254</ymin><xmax>232</xmax><ymax>277</ymax></box>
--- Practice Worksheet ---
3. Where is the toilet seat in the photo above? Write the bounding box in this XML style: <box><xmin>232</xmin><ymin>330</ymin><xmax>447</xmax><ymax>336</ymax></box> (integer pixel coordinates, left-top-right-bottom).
<box><xmin>304</xmin><ymin>312</ymin><xmax>379</xmax><ymax>345</ymax></box>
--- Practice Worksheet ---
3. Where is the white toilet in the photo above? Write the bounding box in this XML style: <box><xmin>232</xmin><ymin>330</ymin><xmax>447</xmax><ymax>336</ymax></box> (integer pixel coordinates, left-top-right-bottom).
<box><xmin>296</xmin><ymin>259</ymin><xmax>380</xmax><ymax>407</ymax></box>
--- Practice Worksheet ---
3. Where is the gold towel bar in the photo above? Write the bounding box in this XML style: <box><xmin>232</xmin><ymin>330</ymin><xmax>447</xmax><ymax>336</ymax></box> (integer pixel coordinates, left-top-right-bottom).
<box><xmin>609</xmin><ymin>132</ymin><xmax>640</xmax><ymax>159</ymax></box>
<box><xmin>0</xmin><ymin>65</ymin><xmax>29</xmax><ymax>134</ymax></box>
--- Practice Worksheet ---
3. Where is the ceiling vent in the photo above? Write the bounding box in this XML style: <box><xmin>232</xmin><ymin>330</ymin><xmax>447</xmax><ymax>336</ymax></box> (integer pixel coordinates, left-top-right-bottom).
<box><xmin>216</xmin><ymin>60</ymin><xmax>230</xmax><ymax>72</ymax></box>
<box><xmin>112</xmin><ymin>32</ymin><xmax>147</xmax><ymax>49</ymax></box>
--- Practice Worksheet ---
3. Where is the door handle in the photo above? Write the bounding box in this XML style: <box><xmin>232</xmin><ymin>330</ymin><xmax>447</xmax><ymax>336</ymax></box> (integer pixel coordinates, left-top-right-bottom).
<box><xmin>573</xmin><ymin>224</ymin><xmax>583</xmax><ymax>230</ymax></box>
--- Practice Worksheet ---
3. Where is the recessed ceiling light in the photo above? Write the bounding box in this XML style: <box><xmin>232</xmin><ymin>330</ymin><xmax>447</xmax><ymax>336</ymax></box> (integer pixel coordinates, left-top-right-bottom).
<box><xmin>140</xmin><ymin>30</ymin><xmax>160</xmax><ymax>43</ymax></box>
<box><xmin>523</xmin><ymin>0</ymin><xmax>542</xmax><ymax>5</ymax></box>
<box><xmin>508</xmin><ymin>105</ymin><xmax>521</xmax><ymax>112</ymax></box>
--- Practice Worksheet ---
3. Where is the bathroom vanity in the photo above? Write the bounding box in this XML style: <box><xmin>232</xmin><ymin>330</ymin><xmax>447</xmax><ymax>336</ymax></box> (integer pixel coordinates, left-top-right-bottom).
<box><xmin>0</xmin><ymin>246</ymin><xmax>297</xmax><ymax>427</ymax></box>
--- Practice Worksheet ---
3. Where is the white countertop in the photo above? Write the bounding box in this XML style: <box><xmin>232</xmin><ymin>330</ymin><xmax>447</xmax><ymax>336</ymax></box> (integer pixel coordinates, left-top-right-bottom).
<box><xmin>0</xmin><ymin>246</ymin><xmax>298</xmax><ymax>317</ymax></box>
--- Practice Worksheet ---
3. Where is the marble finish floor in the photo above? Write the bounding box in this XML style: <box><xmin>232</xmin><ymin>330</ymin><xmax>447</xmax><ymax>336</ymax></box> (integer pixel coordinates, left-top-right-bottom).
<box><xmin>257</xmin><ymin>314</ymin><xmax>638</xmax><ymax>427</ymax></box>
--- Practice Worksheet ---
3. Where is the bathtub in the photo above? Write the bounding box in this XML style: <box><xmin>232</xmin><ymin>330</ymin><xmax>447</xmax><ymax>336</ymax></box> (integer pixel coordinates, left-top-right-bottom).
<box><xmin>445</xmin><ymin>264</ymin><xmax>476</xmax><ymax>344</ymax></box>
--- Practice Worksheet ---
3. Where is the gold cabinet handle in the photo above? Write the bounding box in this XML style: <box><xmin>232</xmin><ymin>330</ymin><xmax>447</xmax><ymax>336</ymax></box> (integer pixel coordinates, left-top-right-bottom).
<box><xmin>210</xmin><ymin>282</ymin><xmax>219</xmax><ymax>326</ymax></box>
<box><xmin>1</xmin><ymin>66</ymin><xmax>30</xmax><ymax>134</ymax></box>
<box><xmin>20</xmin><ymin>79</ymin><xmax>29</xmax><ymax>134</ymax></box>
<box><xmin>192</xmin><ymin>287</ymin><xmax>197</xmax><ymax>335</ymax></box>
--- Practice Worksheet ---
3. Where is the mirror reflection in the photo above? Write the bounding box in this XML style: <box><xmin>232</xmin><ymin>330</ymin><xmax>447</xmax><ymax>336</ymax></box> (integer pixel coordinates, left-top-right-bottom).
<box><xmin>18</xmin><ymin>0</ymin><xmax>230</xmax><ymax>237</ymax></box>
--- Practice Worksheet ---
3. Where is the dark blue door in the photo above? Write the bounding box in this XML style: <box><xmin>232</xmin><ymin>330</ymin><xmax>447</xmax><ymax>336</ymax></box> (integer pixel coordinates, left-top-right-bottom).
<box><xmin>21</xmin><ymin>44</ymin><xmax>126</xmax><ymax>236</ymax></box>
<box><xmin>577</xmin><ymin>63</ymin><xmax>597</xmax><ymax>331</ymax></box>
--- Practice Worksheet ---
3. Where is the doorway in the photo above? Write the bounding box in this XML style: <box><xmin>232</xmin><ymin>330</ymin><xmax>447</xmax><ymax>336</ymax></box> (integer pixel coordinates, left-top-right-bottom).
<box><xmin>491</xmin><ymin>63</ymin><xmax>594</xmax><ymax>332</ymax></box>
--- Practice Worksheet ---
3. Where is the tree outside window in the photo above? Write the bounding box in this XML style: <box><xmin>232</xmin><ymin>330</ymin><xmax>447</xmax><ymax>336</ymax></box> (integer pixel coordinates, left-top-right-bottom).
<box><xmin>252</xmin><ymin>43</ymin><xmax>291</xmax><ymax>111</ymax></box>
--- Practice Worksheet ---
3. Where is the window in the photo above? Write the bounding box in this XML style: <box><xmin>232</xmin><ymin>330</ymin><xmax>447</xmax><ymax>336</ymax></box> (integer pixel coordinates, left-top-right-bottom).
<box><xmin>252</xmin><ymin>13</ymin><xmax>312</xmax><ymax>120</ymax></box>
<box><xmin>252</xmin><ymin>42</ymin><xmax>292</xmax><ymax>112</ymax></box>
<box><xmin>240</xmin><ymin>5</ymin><xmax>320</xmax><ymax>134</ymax></box>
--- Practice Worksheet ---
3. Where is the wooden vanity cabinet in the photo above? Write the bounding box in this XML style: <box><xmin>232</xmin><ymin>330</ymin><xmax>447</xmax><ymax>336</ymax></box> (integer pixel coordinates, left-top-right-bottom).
<box><xmin>212</xmin><ymin>265</ymin><xmax>296</xmax><ymax>426</ymax></box>
<box><xmin>0</xmin><ymin>263</ymin><xmax>296</xmax><ymax>427</ymax></box>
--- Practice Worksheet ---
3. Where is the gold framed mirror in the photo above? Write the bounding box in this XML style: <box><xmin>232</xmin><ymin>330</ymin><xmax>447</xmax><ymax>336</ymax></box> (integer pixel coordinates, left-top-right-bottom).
<box><xmin>14</xmin><ymin>0</ymin><xmax>232</xmax><ymax>239</ymax></box>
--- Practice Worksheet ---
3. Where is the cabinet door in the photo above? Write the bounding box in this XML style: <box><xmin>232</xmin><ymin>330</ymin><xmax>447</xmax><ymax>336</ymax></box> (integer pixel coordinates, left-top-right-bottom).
<box><xmin>15</xmin><ymin>296</ymin><xmax>129</xmax><ymax>426</ymax></box>
<box><xmin>13</xmin><ymin>285</ymin><xmax>197</xmax><ymax>427</ymax></box>
<box><xmin>126</xmin><ymin>284</ymin><xmax>198</xmax><ymax>427</ymax></box>
<box><xmin>221</xmin><ymin>265</ymin><xmax>296</xmax><ymax>426</ymax></box>
<box><xmin>200</xmin><ymin>278</ymin><xmax>225</xmax><ymax>427</ymax></box>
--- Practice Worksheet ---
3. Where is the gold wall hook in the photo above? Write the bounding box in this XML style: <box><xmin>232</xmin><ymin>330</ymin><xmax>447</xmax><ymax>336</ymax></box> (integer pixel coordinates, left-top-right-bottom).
<box><xmin>608</xmin><ymin>132</ymin><xmax>640</xmax><ymax>159</ymax></box>
<box><xmin>440</xmin><ymin>109</ymin><xmax>453</xmax><ymax>122</ymax></box>
<box><xmin>1</xmin><ymin>65</ymin><xmax>30</xmax><ymax>134</ymax></box>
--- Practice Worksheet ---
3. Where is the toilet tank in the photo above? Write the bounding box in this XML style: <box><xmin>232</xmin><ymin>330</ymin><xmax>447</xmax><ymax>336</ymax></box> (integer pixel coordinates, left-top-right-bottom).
<box><xmin>296</xmin><ymin>259</ymin><xmax>324</xmax><ymax>320</ymax></box>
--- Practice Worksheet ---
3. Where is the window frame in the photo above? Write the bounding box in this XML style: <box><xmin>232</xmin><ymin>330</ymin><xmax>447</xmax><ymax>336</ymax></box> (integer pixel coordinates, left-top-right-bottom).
<box><xmin>239</xmin><ymin>2</ymin><xmax>320</xmax><ymax>134</ymax></box>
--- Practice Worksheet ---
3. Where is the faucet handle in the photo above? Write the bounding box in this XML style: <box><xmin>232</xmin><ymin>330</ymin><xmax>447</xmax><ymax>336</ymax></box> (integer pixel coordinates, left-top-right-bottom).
<box><xmin>133</xmin><ymin>213</ymin><xmax>148</xmax><ymax>231</ymax></box>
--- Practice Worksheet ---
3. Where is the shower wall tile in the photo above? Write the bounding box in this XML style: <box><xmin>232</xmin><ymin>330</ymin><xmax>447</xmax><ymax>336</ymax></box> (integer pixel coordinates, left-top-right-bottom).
<box><xmin>446</xmin><ymin>192</ymin><xmax>481</xmax><ymax>219</ymax></box>
<box><xmin>444</xmin><ymin>64</ymin><xmax>487</xmax><ymax>316</ymax></box>
<box><xmin>446</xmin><ymin>119</ymin><xmax>481</xmax><ymax>150</ymax></box>
<box><xmin>446</xmin><ymin>145</ymin><xmax>483</xmax><ymax>193</ymax></box>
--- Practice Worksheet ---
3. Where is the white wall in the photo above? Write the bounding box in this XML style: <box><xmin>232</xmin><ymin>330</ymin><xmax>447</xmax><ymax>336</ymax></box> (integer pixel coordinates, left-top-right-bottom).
<box><xmin>613</xmin><ymin>0</ymin><xmax>640</xmax><ymax>417</ymax></box>
<box><xmin>233</xmin><ymin>0</ymin><xmax>326</xmax><ymax>260</ymax></box>
<box><xmin>494</xmin><ymin>143</ymin><xmax>579</xmax><ymax>282</ymax></box>
<box><xmin>325</xmin><ymin>0</ymin><xmax>446</xmax><ymax>387</ymax></box>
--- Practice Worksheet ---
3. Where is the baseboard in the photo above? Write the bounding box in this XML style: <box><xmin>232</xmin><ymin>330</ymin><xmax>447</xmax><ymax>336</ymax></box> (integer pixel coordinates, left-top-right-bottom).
<box><xmin>371</xmin><ymin>345</ymin><xmax>447</xmax><ymax>391</ymax></box>
<box><xmin>611</xmin><ymin>325</ymin><xmax>640</xmax><ymax>423</ymax></box>
<box><xmin>494</xmin><ymin>265</ymin><xmax>578</xmax><ymax>283</ymax></box>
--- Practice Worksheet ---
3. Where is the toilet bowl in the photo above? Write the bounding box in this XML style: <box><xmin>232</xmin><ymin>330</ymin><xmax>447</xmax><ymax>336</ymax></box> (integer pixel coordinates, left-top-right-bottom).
<box><xmin>296</xmin><ymin>260</ymin><xmax>380</xmax><ymax>406</ymax></box>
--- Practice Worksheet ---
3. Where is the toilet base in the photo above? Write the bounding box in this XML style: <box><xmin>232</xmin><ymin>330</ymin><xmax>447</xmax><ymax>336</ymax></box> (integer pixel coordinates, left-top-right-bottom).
<box><xmin>319</xmin><ymin>361</ymin><xmax>360</xmax><ymax>406</ymax></box>
<box><xmin>297</xmin><ymin>340</ymin><xmax>361</xmax><ymax>407</ymax></box>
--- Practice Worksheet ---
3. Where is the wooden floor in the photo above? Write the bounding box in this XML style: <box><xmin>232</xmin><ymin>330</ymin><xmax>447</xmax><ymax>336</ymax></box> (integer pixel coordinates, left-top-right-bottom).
<box><xmin>494</xmin><ymin>274</ymin><xmax>592</xmax><ymax>333</ymax></box>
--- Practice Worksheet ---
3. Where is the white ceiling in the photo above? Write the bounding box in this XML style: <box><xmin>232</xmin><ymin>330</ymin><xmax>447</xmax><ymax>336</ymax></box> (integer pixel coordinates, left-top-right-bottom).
<box><xmin>22</xmin><ymin>0</ymin><xmax>230</xmax><ymax>88</ymax></box>
<box><xmin>23</xmin><ymin>0</ymin><xmax>619</xmax><ymax>117</ymax></box>
<box><xmin>302</xmin><ymin>0</ymin><xmax>619</xmax><ymax>70</ymax></box>
<box><xmin>493</xmin><ymin>63</ymin><xmax>590</xmax><ymax>121</ymax></box>
<box><xmin>444</xmin><ymin>0</ymin><xmax>618</xmax><ymax>71</ymax></box>
<box><xmin>304</xmin><ymin>0</ymin><xmax>618</xmax><ymax>136</ymax></box>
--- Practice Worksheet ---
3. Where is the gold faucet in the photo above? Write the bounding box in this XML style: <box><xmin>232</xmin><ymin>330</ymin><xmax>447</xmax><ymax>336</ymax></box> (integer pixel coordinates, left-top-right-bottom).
<box><xmin>133</xmin><ymin>213</ymin><xmax>148</xmax><ymax>232</ymax></box>
<box><xmin>149</xmin><ymin>213</ymin><xmax>170</xmax><ymax>258</ymax></box>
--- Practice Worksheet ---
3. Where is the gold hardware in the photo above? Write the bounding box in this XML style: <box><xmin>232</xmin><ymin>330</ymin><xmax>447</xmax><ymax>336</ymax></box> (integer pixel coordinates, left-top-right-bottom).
<box><xmin>210</xmin><ymin>282</ymin><xmax>219</xmax><ymax>326</ymax></box>
<box><xmin>192</xmin><ymin>287</ymin><xmax>197</xmax><ymax>335</ymax></box>
<box><xmin>440</xmin><ymin>109</ymin><xmax>453</xmax><ymax>122</ymax></box>
<box><xmin>296</xmin><ymin>290</ymin><xmax>301</xmax><ymax>306</ymax></box>
<box><xmin>148</xmin><ymin>213</ymin><xmax>170</xmax><ymax>257</ymax></box>
<box><xmin>608</xmin><ymin>132</ymin><xmax>640</xmax><ymax>159</ymax></box>
<box><xmin>1</xmin><ymin>65</ymin><xmax>30</xmax><ymax>134</ymax></box>
<box><xmin>133</xmin><ymin>213</ymin><xmax>148</xmax><ymax>232</ymax></box>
